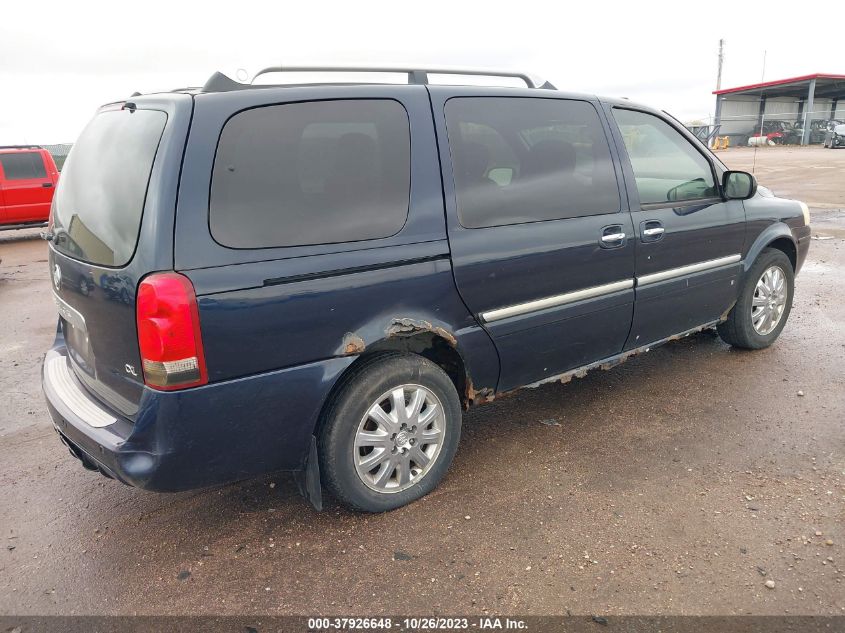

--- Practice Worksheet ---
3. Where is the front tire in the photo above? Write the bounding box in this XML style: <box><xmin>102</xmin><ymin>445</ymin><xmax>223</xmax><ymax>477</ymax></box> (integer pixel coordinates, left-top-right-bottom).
<box><xmin>318</xmin><ymin>353</ymin><xmax>462</xmax><ymax>512</ymax></box>
<box><xmin>717</xmin><ymin>248</ymin><xmax>794</xmax><ymax>349</ymax></box>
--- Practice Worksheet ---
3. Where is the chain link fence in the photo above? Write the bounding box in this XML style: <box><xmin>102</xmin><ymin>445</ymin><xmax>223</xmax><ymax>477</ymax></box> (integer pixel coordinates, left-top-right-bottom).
<box><xmin>41</xmin><ymin>143</ymin><xmax>73</xmax><ymax>170</ymax></box>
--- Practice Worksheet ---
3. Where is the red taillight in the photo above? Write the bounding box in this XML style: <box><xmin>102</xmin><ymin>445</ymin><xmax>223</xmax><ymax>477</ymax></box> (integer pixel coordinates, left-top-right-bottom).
<box><xmin>136</xmin><ymin>272</ymin><xmax>208</xmax><ymax>390</ymax></box>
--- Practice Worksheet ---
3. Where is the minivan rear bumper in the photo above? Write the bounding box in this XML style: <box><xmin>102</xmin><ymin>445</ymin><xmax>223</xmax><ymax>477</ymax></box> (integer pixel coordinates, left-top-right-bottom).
<box><xmin>42</xmin><ymin>345</ymin><xmax>353</xmax><ymax>492</ymax></box>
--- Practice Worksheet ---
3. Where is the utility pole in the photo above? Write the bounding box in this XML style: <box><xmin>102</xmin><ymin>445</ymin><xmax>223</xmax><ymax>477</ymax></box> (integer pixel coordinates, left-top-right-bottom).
<box><xmin>713</xmin><ymin>39</ymin><xmax>725</xmax><ymax>148</ymax></box>
<box><xmin>716</xmin><ymin>39</ymin><xmax>724</xmax><ymax>91</ymax></box>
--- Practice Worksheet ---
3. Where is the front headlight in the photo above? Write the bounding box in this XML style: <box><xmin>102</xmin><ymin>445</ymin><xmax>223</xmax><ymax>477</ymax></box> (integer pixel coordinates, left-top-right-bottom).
<box><xmin>799</xmin><ymin>201</ymin><xmax>810</xmax><ymax>226</ymax></box>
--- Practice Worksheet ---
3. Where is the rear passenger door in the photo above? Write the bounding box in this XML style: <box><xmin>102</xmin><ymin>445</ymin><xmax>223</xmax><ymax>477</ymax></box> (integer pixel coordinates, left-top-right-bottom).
<box><xmin>430</xmin><ymin>90</ymin><xmax>635</xmax><ymax>392</ymax></box>
<box><xmin>0</xmin><ymin>151</ymin><xmax>54</xmax><ymax>223</ymax></box>
<box><xmin>606</xmin><ymin>106</ymin><xmax>746</xmax><ymax>348</ymax></box>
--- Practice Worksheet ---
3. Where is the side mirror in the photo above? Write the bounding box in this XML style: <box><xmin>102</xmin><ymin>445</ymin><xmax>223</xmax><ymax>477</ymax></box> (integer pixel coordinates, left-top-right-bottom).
<box><xmin>722</xmin><ymin>170</ymin><xmax>757</xmax><ymax>200</ymax></box>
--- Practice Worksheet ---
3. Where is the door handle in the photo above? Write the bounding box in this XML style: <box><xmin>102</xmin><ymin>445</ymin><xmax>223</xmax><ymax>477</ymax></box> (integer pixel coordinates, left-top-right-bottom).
<box><xmin>599</xmin><ymin>225</ymin><xmax>626</xmax><ymax>248</ymax></box>
<box><xmin>640</xmin><ymin>220</ymin><xmax>665</xmax><ymax>243</ymax></box>
<box><xmin>601</xmin><ymin>232</ymin><xmax>626</xmax><ymax>242</ymax></box>
<box><xmin>42</xmin><ymin>182</ymin><xmax>53</xmax><ymax>188</ymax></box>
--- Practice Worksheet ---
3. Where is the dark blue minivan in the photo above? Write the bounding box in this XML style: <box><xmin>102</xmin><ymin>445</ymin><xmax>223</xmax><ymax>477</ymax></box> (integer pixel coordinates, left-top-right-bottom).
<box><xmin>42</xmin><ymin>67</ymin><xmax>811</xmax><ymax>511</ymax></box>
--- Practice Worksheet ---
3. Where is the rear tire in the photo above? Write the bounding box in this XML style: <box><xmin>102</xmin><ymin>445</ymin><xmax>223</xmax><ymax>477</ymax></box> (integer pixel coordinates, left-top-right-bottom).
<box><xmin>717</xmin><ymin>248</ymin><xmax>794</xmax><ymax>349</ymax></box>
<box><xmin>318</xmin><ymin>353</ymin><xmax>462</xmax><ymax>512</ymax></box>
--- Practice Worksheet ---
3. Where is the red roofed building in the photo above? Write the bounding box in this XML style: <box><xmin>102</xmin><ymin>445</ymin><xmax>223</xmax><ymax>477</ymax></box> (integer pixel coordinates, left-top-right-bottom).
<box><xmin>713</xmin><ymin>73</ymin><xmax>845</xmax><ymax>145</ymax></box>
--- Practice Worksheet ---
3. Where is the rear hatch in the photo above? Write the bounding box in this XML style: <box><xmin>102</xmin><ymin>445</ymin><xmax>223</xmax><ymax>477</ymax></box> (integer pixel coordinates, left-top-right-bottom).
<box><xmin>48</xmin><ymin>100</ymin><xmax>182</xmax><ymax>419</ymax></box>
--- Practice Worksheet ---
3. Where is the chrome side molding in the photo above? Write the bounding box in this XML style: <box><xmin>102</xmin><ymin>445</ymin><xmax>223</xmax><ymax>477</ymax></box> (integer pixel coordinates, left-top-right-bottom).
<box><xmin>637</xmin><ymin>254</ymin><xmax>741</xmax><ymax>287</ymax></box>
<box><xmin>481</xmin><ymin>279</ymin><xmax>634</xmax><ymax>323</ymax></box>
<box><xmin>479</xmin><ymin>254</ymin><xmax>743</xmax><ymax>324</ymax></box>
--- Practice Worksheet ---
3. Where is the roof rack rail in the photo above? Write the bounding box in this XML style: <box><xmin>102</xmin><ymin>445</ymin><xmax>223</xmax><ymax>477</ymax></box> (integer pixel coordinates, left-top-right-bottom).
<box><xmin>0</xmin><ymin>144</ymin><xmax>42</xmax><ymax>150</ymax></box>
<box><xmin>201</xmin><ymin>66</ymin><xmax>557</xmax><ymax>93</ymax></box>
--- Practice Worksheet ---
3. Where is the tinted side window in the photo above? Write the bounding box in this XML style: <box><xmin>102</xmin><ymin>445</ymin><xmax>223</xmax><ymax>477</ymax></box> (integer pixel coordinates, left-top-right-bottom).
<box><xmin>210</xmin><ymin>100</ymin><xmax>410</xmax><ymax>249</ymax></box>
<box><xmin>0</xmin><ymin>152</ymin><xmax>47</xmax><ymax>180</ymax></box>
<box><xmin>612</xmin><ymin>108</ymin><xmax>717</xmax><ymax>205</ymax></box>
<box><xmin>456</xmin><ymin>121</ymin><xmax>520</xmax><ymax>186</ymax></box>
<box><xmin>445</xmin><ymin>97</ymin><xmax>620</xmax><ymax>229</ymax></box>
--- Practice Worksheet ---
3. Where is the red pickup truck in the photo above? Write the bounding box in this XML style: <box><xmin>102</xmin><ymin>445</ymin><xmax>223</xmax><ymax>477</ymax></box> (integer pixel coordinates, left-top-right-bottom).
<box><xmin>0</xmin><ymin>146</ymin><xmax>59</xmax><ymax>230</ymax></box>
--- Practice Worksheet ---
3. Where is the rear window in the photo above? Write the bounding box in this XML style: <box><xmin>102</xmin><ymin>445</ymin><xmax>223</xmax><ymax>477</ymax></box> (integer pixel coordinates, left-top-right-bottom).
<box><xmin>52</xmin><ymin>109</ymin><xmax>166</xmax><ymax>267</ymax></box>
<box><xmin>210</xmin><ymin>99</ymin><xmax>410</xmax><ymax>249</ymax></box>
<box><xmin>0</xmin><ymin>152</ymin><xmax>47</xmax><ymax>180</ymax></box>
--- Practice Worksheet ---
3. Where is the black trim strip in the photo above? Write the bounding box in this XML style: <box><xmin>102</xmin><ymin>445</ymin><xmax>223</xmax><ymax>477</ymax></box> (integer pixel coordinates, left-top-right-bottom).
<box><xmin>639</xmin><ymin>197</ymin><xmax>723</xmax><ymax>211</ymax></box>
<box><xmin>263</xmin><ymin>254</ymin><xmax>449</xmax><ymax>287</ymax></box>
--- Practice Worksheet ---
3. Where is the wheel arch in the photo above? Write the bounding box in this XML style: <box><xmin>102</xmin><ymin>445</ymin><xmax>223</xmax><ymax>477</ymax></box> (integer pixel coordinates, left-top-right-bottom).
<box><xmin>366</xmin><ymin>331</ymin><xmax>469</xmax><ymax>405</ymax></box>
<box><xmin>765</xmin><ymin>237</ymin><xmax>797</xmax><ymax>271</ymax></box>
<box><xmin>330</xmin><ymin>321</ymin><xmax>481</xmax><ymax>415</ymax></box>
<box><xmin>744</xmin><ymin>222</ymin><xmax>797</xmax><ymax>273</ymax></box>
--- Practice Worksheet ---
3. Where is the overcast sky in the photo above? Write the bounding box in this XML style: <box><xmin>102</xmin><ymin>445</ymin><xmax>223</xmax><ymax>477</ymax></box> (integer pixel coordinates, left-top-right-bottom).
<box><xmin>1</xmin><ymin>0</ymin><xmax>839</xmax><ymax>144</ymax></box>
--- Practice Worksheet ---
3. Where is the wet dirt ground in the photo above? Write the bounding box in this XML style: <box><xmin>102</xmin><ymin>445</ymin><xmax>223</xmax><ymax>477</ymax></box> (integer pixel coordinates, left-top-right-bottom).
<box><xmin>0</xmin><ymin>151</ymin><xmax>843</xmax><ymax>616</ymax></box>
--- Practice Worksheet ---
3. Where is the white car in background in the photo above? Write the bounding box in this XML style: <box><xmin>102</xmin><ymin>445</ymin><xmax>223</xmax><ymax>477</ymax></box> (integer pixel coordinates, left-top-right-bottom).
<box><xmin>823</xmin><ymin>123</ymin><xmax>845</xmax><ymax>148</ymax></box>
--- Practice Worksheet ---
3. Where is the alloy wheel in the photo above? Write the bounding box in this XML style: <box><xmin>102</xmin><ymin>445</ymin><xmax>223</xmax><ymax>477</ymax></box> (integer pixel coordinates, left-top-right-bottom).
<box><xmin>751</xmin><ymin>265</ymin><xmax>788</xmax><ymax>335</ymax></box>
<box><xmin>353</xmin><ymin>384</ymin><xmax>446</xmax><ymax>493</ymax></box>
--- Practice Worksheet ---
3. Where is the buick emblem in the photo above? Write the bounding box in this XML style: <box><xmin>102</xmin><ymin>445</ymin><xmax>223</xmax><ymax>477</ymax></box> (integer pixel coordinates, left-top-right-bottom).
<box><xmin>53</xmin><ymin>264</ymin><xmax>62</xmax><ymax>289</ymax></box>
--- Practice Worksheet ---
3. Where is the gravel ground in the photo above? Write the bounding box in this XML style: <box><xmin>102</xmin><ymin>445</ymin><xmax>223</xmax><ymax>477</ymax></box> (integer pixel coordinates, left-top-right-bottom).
<box><xmin>0</xmin><ymin>149</ymin><xmax>843</xmax><ymax>616</ymax></box>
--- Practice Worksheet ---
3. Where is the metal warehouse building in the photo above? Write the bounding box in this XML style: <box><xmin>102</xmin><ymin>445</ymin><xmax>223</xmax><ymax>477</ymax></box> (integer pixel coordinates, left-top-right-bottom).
<box><xmin>713</xmin><ymin>73</ymin><xmax>845</xmax><ymax>145</ymax></box>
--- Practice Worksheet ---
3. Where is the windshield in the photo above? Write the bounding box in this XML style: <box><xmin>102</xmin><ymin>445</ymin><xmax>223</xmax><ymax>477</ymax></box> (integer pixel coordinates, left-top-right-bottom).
<box><xmin>51</xmin><ymin>108</ymin><xmax>167</xmax><ymax>267</ymax></box>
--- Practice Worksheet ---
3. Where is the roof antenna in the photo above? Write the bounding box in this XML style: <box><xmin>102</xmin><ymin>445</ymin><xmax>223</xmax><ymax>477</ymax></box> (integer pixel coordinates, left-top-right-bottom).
<box><xmin>751</xmin><ymin>50</ymin><xmax>767</xmax><ymax>176</ymax></box>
